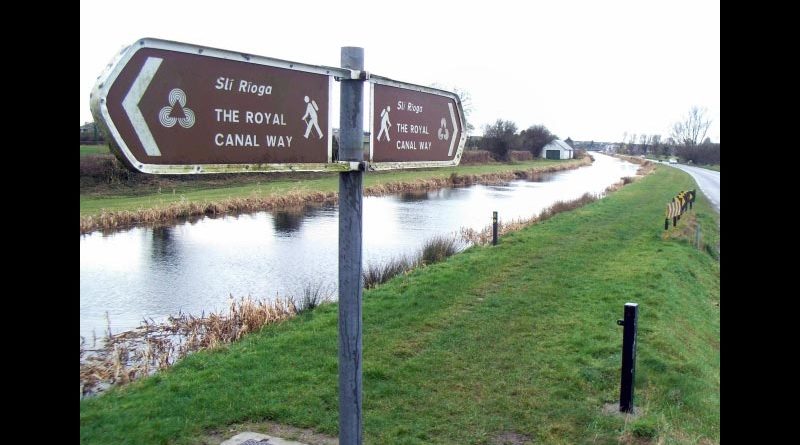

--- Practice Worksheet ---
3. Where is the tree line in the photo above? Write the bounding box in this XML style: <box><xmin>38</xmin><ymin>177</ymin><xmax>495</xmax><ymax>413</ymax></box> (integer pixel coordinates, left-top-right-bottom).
<box><xmin>475</xmin><ymin>120</ymin><xmax>560</xmax><ymax>161</ymax></box>
<box><xmin>619</xmin><ymin>106</ymin><xmax>719</xmax><ymax>165</ymax></box>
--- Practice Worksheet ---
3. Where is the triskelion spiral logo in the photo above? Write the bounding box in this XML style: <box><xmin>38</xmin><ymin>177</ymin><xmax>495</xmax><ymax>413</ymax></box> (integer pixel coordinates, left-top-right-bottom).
<box><xmin>158</xmin><ymin>88</ymin><xmax>196</xmax><ymax>128</ymax></box>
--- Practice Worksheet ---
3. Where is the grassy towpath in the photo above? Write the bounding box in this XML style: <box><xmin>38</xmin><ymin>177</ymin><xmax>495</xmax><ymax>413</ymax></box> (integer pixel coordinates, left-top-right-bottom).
<box><xmin>80</xmin><ymin>165</ymin><xmax>719</xmax><ymax>444</ymax></box>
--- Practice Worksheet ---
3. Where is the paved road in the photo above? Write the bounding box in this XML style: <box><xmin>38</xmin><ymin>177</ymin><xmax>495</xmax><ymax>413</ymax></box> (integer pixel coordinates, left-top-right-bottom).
<box><xmin>670</xmin><ymin>164</ymin><xmax>720</xmax><ymax>212</ymax></box>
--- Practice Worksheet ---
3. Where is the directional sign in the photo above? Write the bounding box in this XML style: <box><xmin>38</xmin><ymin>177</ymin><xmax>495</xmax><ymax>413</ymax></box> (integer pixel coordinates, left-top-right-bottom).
<box><xmin>91</xmin><ymin>38</ymin><xmax>349</xmax><ymax>174</ymax></box>
<box><xmin>369</xmin><ymin>77</ymin><xmax>466</xmax><ymax>170</ymax></box>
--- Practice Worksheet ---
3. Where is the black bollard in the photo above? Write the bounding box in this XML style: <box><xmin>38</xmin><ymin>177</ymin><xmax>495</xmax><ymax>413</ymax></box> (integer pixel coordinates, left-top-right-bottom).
<box><xmin>492</xmin><ymin>211</ymin><xmax>498</xmax><ymax>245</ymax></box>
<box><xmin>664</xmin><ymin>218</ymin><xmax>669</xmax><ymax>230</ymax></box>
<box><xmin>616</xmin><ymin>302</ymin><xmax>639</xmax><ymax>413</ymax></box>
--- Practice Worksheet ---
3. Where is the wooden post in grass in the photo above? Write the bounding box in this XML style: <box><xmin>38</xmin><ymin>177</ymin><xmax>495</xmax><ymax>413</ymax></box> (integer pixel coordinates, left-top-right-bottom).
<box><xmin>617</xmin><ymin>302</ymin><xmax>639</xmax><ymax>413</ymax></box>
<box><xmin>696</xmin><ymin>224</ymin><xmax>702</xmax><ymax>249</ymax></box>
<box><xmin>492</xmin><ymin>211</ymin><xmax>498</xmax><ymax>245</ymax></box>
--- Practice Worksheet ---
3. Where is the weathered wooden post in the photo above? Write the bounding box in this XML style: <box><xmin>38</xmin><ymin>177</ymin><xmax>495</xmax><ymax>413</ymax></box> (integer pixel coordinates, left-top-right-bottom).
<box><xmin>492</xmin><ymin>211</ymin><xmax>498</xmax><ymax>245</ymax></box>
<box><xmin>616</xmin><ymin>302</ymin><xmax>639</xmax><ymax>413</ymax></box>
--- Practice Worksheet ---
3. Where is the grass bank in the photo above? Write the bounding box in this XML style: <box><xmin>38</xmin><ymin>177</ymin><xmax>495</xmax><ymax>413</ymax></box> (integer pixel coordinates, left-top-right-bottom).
<box><xmin>80</xmin><ymin>144</ymin><xmax>110</xmax><ymax>156</ymax></box>
<box><xmin>80</xmin><ymin>165</ymin><xmax>719</xmax><ymax>444</ymax></box>
<box><xmin>80</xmin><ymin>157</ymin><xmax>591</xmax><ymax>233</ymax></box>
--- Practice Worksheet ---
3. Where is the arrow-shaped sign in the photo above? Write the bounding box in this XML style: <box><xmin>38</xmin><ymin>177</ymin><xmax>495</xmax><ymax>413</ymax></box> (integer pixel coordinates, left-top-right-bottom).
<box><xmin>369</xmin><ymin>77</ymin><xmax>466</xmax><ymax>170</ymax></box>
<box><xmin>91</xmin><ymin>38</ymin><xmax>348</xmax><ymax>174</ymax></box>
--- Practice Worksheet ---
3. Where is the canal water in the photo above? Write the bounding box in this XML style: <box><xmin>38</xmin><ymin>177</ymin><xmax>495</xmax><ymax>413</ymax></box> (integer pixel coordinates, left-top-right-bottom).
<box><xmin>80</xmin><ymin>153</ymin><xmax>637</xmax><ymax>340</ymax></box>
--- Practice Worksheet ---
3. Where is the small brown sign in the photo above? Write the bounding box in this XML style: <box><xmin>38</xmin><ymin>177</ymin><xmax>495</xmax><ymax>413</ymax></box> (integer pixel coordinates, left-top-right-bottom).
<box><xmin>370</xmin><ymin>80</ymin><xmax>466</xmax><ymax>169</ymax></box>
<box><xmin>91</xmin><ymin>38</ymin><xmax>343</xmax><ymax>174</ymax></box>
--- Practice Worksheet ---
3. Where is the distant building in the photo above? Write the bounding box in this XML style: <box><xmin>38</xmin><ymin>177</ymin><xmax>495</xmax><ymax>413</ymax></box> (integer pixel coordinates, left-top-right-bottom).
<box><xmin>540</xmin><ymin>139</ymin><xmax>574</xmax><ymax>160</ymax></box>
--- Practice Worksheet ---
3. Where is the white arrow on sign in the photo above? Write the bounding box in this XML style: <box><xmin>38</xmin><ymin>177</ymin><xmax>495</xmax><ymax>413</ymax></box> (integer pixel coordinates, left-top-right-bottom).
<box><xmin>447</xmin><ymin>102</ymin><xmax>459</xmax><ymax>157</ymax></box>
<box><xmin>122</xmin><ymin>56</ymin><xmax>163</xmax><ymax>156</ymax></box>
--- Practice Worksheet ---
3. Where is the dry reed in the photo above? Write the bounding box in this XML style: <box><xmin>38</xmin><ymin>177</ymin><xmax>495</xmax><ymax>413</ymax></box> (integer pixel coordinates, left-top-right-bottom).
<box><xmin>509</xmin><ymin>151</ymin><xmax>534</xmax><ymax>161</ymax></box>
<box><xmin>460</xmin><ymin>193</ymin><xmax>599</xmax><ymax>245</ymax></box>
<box><xmin>459</xmin><ymin>150</ymin><xmax>493</xmax><ymax>164</ymax></box>
<box><xmin>80</xmin><ymin>295</ymin><xmax>302</xmax><ymax>398</ymax></box>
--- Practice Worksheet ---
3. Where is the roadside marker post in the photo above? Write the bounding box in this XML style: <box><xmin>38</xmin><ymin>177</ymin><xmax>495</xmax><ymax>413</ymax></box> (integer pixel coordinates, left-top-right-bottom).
<box><xmin>616</xmin><ymin>302</ymin><xmax>639</xmax><ymax>413</ymax></box>
<box><xmin>492</xmin><ymin>211</ymin><xmax>499</xmax><ymax>245</ymax></box>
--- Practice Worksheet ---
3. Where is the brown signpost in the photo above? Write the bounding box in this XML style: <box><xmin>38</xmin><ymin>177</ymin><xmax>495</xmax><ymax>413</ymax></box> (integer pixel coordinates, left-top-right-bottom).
<box><xmin>90</xmin><ymin>38</ymin><xmax>350</xmax><ymax>174</ymax></box>
<box><xmin>369</xmin><ymin>77</ymin><xmax>466</xmax><ymax>170</ymax></box>
<box><xmin>90</xmin><ymin>40</ymin><xmax>470</xmax><ymax>445</ymax></box>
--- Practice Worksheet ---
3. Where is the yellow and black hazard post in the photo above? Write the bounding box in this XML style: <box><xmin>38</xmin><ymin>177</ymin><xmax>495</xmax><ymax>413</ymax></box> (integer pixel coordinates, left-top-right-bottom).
<box><xmin>664</xmin><ymin>201</ymin><xmax>671</xmax><ymax>230</ymax></box>
<box><xmin>672</xmin><ymin>200</ymin><xmax>678</xmax><ymax>227</ymax></box>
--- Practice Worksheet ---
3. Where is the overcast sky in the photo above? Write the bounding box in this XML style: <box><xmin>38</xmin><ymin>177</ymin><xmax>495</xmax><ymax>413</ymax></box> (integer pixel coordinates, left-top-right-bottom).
<box><xmin>80</xmin><ymin>0</ymin><xmax>720</xmax><ymax>143</ymax></box>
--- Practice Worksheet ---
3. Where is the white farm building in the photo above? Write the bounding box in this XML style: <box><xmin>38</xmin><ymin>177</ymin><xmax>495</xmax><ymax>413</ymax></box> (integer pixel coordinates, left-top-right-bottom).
<box><xmin>541</xmin><ymin>140</ymin><xmax>574</xmax><ymax>160</ymax></box>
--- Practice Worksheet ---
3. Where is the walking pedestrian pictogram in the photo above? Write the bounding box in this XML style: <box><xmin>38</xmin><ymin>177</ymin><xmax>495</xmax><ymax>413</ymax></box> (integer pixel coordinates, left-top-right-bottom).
<box><xmin>302</xmin><ymin>95</ymin><xmax>323</xmax><ymax>139</ymax></box>
<box><xmin>377</xmin><ymin>106</ymin><xmax>391</xmax><ymax>142</ymax></box>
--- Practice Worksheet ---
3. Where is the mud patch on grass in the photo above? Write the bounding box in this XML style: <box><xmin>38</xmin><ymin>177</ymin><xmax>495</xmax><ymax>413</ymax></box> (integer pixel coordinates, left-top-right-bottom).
<box><xmin>491</xmin><ymin>431</ymin><xmax>533</xmax><ymax>445</ymax></box>
<box><xmin>199</xmin><ymin>420</ymin><xmax>338</xmax><ymax>445</ymax></box>
<box><xmin>602</xmin><ymin>402</ymin><xmax>641</xmax><ymax>418</ymax></box>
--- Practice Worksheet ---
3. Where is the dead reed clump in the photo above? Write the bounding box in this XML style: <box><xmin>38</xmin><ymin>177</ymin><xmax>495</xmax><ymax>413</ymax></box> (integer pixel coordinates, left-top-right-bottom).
<box><xmin>538</xmin><ymin>193</ymin><xmax>598</xmax><ymax>222</ymax></box>
<box><xmin>615</xmin><ymin>154</ymin><xmax>650</xmax><ymax>165</ymax></box>
<box><xmin>80</xmin><ymin>191</ymin><xmax>339</xmax><ymax>234</ymax></box>
<box><xmin>293</xmin><ymin>281</ymin><xmax>334</xmax><ymax>313</ymax></box>
<box><xmin>363</xmin><ymin>256</ymin><xmax>415</xmax><ymax>289</ymax></box>
<box><xmin>362</xmin><ymin>234</ymin><xmax>466</xmax><ymax>290</ymax></box>
<box><xmin>604</xmin><ymin>180</ymin><xmax>625</xmax><ymax>194</ymax></box>
<box><xmin>461</xmin><ymin>193</ymin><xmax>598</xmax><ymax>246</ymax></box>
<box><xmin>509</xmin><ymin>151</ymin><xmax>533</xmax><ymax>162</ymax></box>
<box><xmin>419</xmin><ymin>235</ymin><xmax>465</xmax><ymax>265</ymax></box>
<box><xmin>460</xmin><ymin>215</ymin><xmax>538</xmax><ymax>245</ymax></box>
<box><xmin>80</xmin><ymin>295</ymin><xmax>301</xmax><ymax>398</ymax></box>
<box><xmin>459</xmin><ymin>150</ymin><xmax>493</xmax><ymax>164</ymax></box>
<box><xmin>636</xmin><ymin>161</ymin><xmax>656</xmax><ymax>176</ymax></box>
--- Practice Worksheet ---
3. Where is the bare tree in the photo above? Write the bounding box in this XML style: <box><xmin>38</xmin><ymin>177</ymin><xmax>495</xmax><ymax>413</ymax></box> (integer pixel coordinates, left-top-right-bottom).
<box><xmin>626</xmin><ymin>133</ymin><xmax>637</xmax><ymax>154</ymax></box>
<box><xmin>671</xmin><ymin>106</ymin><xmax>712</xmax><ymax>148</ymax></box>
<box><xmin>639</xmin><ymin>134</ymin><xmax>648</xmax><ymax>154</ymax></box>
<box><xmin>649</xmin><ymin>134</ymin><xmax>663</xmax><ymax>156</ymax></box>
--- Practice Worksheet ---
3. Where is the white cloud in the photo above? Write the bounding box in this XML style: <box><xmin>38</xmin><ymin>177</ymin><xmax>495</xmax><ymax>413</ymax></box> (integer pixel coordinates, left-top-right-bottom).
<box><xmin>80</xmin><ymin>0</ymin><xmax>720</xmax><ymax>142</ymax></box>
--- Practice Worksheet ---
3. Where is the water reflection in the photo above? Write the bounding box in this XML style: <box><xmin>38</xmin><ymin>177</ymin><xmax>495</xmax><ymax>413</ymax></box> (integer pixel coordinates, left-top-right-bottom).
<box><xmin>150</xmin><ymin>226</ymin><xmax>178</xmax><ymax>262</ymax></box>
<box><xmin>81</xmin><ymin>153</ymin><xmax>638</xmax><ymax>339</ymax></box>
<box><xmin>272</xmin><ymin>209</ymin><xmax>305</xmax><ymax>235</ymax></box>
<box><xmin>398</xmin><ymin>191</ymin><xmax>432</xmax><ymax>202</ymax></box>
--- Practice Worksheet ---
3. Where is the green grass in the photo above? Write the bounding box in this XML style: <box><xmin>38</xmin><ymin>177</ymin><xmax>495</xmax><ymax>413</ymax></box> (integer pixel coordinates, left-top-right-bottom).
<box><xmin>80</xmin><ymin>165</ymin><xmax>719</xmax><ymax>444</ymax></box>
<box><xmin>697</xmin><ymin>164</ymin><xmax>720</xmax><ymax>172</ymax></box>
<box><xmin>80</xmin><ymin>145</ymin><xmax>110</xmax><ymax>156</ymax></box>
<box><xmin>79</xmin><ymin>158</ymin><xmax>579</xmax><ymax>217</ymax></box>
